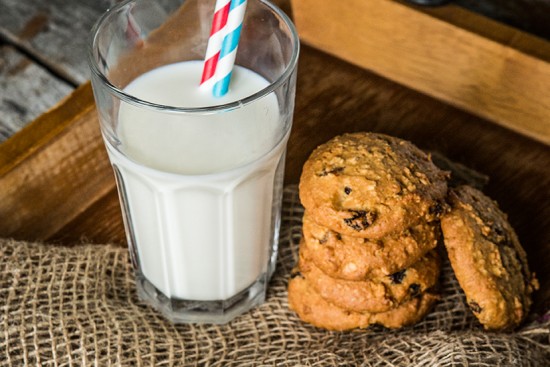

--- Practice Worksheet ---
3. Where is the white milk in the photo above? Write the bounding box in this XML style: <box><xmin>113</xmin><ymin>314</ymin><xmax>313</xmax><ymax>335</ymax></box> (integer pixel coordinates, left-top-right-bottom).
<box><xmin>105</xmin><ymin>61</ymin><xmax>287</xmax><ymax>300</ymax></box>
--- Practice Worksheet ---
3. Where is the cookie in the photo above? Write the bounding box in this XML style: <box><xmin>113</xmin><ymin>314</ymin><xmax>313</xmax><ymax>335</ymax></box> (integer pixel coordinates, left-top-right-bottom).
<box><xmin>288</xmin><ymin>274</ymin><xmax>438</xmax><ymax>331</ymax></box>
<box><xmin>440</xmin><ymin>185</ymin><xmax>539</xmax><ymax>331</ymax></box>
<box><xmin>299</xmin><ymin>133</ymin><xmax>449</xmax><ymax>239</ymax></box>
<box><xmin>302</xmin><ymin>212</ymin><xmax>440</xmax><ymax>280</ymax></box>
<box><xmin>299</xmin><ymin>241</ymin><xmax>441</xmax><ymax>313</ymax></box>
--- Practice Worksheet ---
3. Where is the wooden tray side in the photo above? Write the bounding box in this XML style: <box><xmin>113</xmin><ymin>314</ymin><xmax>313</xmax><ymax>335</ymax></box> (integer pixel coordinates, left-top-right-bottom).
<box><xmin>0</xmin><ymin>83</ymin><xmax>122</xmax><ymax>243</ymax></box>
<box><xmin>291</xmin><ymin>0</ymin><xmax>550</xmax><ymax>145</ymax></box>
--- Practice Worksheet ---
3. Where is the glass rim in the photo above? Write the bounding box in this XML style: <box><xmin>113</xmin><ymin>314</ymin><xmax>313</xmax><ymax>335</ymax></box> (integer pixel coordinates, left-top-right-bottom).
<box><xmin>87</xmin><ymin>0</ymin><xmax>300</xmax><ymax>114</ymax></box>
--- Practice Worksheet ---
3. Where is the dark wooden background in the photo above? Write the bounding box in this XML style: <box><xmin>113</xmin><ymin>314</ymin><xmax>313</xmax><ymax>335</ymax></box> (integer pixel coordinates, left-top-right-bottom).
<box><xmin>456</xmin><ymin>0</ymin><xmax>550</xmax><ymax>41</ymax></box>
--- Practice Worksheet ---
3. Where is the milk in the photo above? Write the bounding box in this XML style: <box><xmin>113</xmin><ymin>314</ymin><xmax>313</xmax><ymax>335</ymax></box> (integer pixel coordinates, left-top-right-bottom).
<box><xmin>105</xmin><ymin>61</ymin><xmax>287</xmax><ymax>301</ymax></box>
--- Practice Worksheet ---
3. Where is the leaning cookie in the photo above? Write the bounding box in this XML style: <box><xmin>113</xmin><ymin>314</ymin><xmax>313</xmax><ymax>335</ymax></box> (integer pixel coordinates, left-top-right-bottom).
<box><xmin>299</xmin><ymin>241</ymin><xmax>441</xmax><ymax>313</ymax></box>
<box><xmin>288</xmin><ymin>274</ymin><xmax>438</xmax><ymax>331</ymax></box>
<box><xmin>302</xmin><ymin>212</ymin><xmax>440</xmax><ymax>280</ymax></box>
<box><xmin>440</xmin><ymin>185</ymin><xmax>539</xmax><ymax>331</ymax></box>
<box><xmin>299</xmin><ymin>133</ymin><xmax>449</xmax><ymax>239</ymax></box>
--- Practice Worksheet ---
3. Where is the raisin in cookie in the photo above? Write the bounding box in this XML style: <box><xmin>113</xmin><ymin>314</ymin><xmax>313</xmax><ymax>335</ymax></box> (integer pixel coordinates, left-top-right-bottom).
<box><xmin>302</xmin><ymin>211</ymin><xmax>440</xmax><ymax>280</ymax></box>
<box><xmin>299</xmin><ymin>241</ymin><xmax>441</xmax><ymax>313</ymax></box>
<box><xmin>440</xmin><ymin>185</ymin><xmax>539</xmax><ymax>331</ymax></box>
<box><xmin>288</xmin><ymin>274</ymin><xmax>438</xmax><ymax>331</ymax></box>
<box><xmin>299</xmin><ymin>133</ymin><xmax>449</xmax><ymax>239</ymax></box>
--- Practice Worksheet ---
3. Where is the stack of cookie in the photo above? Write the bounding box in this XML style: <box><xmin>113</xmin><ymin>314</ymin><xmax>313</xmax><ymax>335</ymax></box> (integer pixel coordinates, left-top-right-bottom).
<box><xmin>288</xmin><ymin>132</ymin><xmax>450</xmax><ymax>330</ymax></box>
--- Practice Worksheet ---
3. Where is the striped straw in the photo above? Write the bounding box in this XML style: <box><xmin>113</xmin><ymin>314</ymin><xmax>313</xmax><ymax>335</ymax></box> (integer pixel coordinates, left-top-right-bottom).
<box><xmin>201</xmin><ymin>0</ymin><xmax>248</xmax><ymax>97</ymax></box>
<box><xmin>200</xmin><ymin>0</ymin><xmax>231</xmax><ymax>86</ymax></box>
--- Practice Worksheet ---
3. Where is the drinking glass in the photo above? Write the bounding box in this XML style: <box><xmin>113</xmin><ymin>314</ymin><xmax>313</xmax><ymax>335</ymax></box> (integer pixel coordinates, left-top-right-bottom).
<box><xmin>88</xmin><ymin>0</ymin><xmax>299</xmax><ymax>324</ymax></box>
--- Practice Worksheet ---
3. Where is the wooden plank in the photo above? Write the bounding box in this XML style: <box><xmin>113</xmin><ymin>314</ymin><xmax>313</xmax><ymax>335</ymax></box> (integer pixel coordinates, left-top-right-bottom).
<box><xmin>50</xmin><ymin>187</ymin><xmax>126</xmax><ymax>245</ymax></box>
<box><xmin>291</xmin><ymin>0</ymin><xmax>550</xmax><ymax>145</ymax></box>
<box><xmin>0</xmin><ymin>82</ymin><xmax>119</xmax><ymax>242</ymax></box>
<box><xmin>0</xmin><ymin>82</ymin><xmax>94</xmax><ymax>174</ymax></box>
<box><xmin>0</xmin><ymin>45</ymin><xmax>72</xmax><ymax>143</ymax></box>
<box><xmin>0</xmin><ymin>0</ymin><xmax>111</xmax><ymax>85</ymax></box>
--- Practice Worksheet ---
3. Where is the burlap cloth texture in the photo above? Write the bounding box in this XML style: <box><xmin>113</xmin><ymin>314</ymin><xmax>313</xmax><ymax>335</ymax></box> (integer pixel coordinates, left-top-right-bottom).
<box><xmin>1</xmin><ymin>186</ymin><xmax>549</xmax><ymax>366</ymax></box>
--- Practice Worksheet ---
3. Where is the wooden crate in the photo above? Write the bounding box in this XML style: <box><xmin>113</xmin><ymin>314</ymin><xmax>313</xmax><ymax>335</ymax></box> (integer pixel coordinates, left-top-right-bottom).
<box><xmin>291</xmin><ymin>0</ymin><xmax>550</xmax><ymax>145</ymax></box>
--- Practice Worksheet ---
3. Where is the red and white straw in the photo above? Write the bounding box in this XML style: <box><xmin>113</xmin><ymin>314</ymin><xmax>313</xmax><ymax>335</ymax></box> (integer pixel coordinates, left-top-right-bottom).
<box><xmin>201</xmin><ymin>0</ymin><xmax>247</xmax><ymax>97</ymax></box>
<box><xmin>200</xmin><ymin>0</ymin><xmax>231</xmax><ymax>87</ymax></box>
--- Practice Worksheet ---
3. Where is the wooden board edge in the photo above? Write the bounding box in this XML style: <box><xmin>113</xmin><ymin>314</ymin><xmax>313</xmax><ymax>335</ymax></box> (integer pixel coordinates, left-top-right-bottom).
<box><xmin>0</xmin><ymin>82</ymin><xmax>95</xmax><ymax>175</ymax></box>
<box><xmin>0</xmin><ymin>84</ymin><xmax>119</xmax><ymax>243</ymax></box>
<box><xmin>291</xmin><ymin>0</ymin><xmax>550</xmax><ymax>146</ymax></box>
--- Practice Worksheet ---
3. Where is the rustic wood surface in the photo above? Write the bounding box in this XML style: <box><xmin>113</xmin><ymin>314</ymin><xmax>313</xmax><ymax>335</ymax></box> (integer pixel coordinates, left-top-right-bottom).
<box><xmin>0</xmin><ymin>45</ymin><xmax>72</xmax><ymax>141</ymax></box>
<box><xmin>0</xmin><ymin>0</ymin><xmax>110</xmax><ymax>143</ymax></box>
<box><xmin>0</xmin><ymin>0</ymin><xmax>549</xmax><ymax>312</ymax></box>
<box><xmin>0</xmin><ymin>0</ymin><xmax>112</xmax><ymax>84</ymax></box>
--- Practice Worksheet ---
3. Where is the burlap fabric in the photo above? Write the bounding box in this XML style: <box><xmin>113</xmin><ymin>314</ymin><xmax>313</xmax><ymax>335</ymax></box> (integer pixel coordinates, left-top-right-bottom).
<box><xmin>1</xmin><ymin>186</ymin><xmax>549</xmax><ymax>366</ymax></box>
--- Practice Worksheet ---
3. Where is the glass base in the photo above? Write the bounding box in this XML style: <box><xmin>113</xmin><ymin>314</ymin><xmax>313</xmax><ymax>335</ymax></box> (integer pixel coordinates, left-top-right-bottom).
<box><xmin>135</xmin><ymin>273</ymin><xmax>268</xmax><ymax>324</ymax></box>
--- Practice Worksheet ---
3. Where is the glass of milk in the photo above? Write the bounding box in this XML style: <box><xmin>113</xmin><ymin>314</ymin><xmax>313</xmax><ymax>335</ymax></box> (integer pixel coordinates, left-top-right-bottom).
<box><xmin>88</xmin><ymin>0</ymin><xmax>299</xmax><ymax>324</ymax></box>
